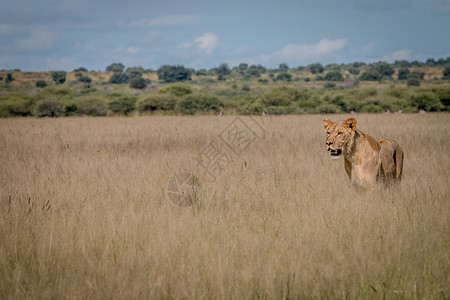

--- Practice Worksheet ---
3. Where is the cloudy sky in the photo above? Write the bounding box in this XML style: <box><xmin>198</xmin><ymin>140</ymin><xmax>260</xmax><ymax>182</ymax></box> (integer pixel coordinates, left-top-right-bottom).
<box><xmin>1</xmin><ymin>0</ymin><xmax>449</xmax><ymax>71</ymax></box>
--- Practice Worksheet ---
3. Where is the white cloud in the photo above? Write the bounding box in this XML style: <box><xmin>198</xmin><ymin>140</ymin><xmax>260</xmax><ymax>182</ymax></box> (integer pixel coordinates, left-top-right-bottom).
<box><xmin>260</xmin><ymin>38</ymin><xmax>348</xmax><ymax>65</ymax></box>
<box><xmin>127</xmin><ymin>47</ymin><xmax>140</xmax><ymax>55</ymax></box>
<box><xmin>129</xmin><ymin>15</ymin><xmax>198</xmax><ymax>27</ymax></box>
<box><xmin>194</xmin><ymin>32</ymin><xmax>218</xmax><ymax>55</ymax></box>
<box><xmin>180</xmin><ymin>32</ymin><xmax>219</xmax><ymax>55</ymax></box>
<box><xmin>377</xmin><ymin>49</ymin><xmax>415</xmax><ymax>62</ymax></box>
<box><xmin>363</xmin><ymin>41</ymin><xmax>376</xmax><ymax>53</ymax></box>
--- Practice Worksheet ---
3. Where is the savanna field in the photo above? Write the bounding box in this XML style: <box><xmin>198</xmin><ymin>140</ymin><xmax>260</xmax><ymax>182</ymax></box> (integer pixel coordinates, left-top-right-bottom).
<box><xmin>0</xmin><ymin>113</ymin><xmax>449</xmax><ymax>299</ymax></box>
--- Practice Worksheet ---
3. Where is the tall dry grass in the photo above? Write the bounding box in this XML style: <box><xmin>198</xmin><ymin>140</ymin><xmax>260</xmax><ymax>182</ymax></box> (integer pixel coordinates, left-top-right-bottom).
<box><xmin>0</xmin><ymin>114</ymin><xmax>449</xmax><ymax>299</ymax></box>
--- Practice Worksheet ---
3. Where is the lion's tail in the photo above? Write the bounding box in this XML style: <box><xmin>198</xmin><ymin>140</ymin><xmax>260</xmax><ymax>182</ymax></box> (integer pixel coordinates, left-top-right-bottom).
<box><xmin>393</xmin><ymin>143</ymin><xmax>404</xmax><ymax>180</ymax></box>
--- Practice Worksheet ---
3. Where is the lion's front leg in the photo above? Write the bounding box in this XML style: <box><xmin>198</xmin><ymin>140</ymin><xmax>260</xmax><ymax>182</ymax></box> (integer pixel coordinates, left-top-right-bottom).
<box><xmin>350</xmin><ymin>158</ymin><xmax>381</xmax><ymax>189</ymax></box>
<box><xmin>345</xmin><ymin>158</ymin><xmax>352</xmax><ymax>180</ymax></box>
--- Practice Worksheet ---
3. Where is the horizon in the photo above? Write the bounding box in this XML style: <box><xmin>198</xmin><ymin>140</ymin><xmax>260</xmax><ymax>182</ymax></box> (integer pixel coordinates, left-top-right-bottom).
<box><xmin>2</xmin><ymin>56</ymin><xmax>449</xmax><ymax>73</ymax></box>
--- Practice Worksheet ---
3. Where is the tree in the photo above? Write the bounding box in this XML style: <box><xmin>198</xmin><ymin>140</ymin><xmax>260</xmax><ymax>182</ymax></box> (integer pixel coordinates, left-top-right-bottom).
<box><xmin>442</xmin><ymin>66</ymin><xmax>450</xmax><ymax>80</ymax></box>
<box><xmin>360</xmin><ymin>70</ymin><xmax>382</xmax><ymax>81</ymax></box>
<box><xmin>238</xmin><ymin>63</ymin><xmax>248</xmax><ymax>74</ymax></box>
<box><xmin>375</xmin><ymin>62</ymin><xmax>394</xmax><ymax>79</ymax></box>
<box><xmin>426</xmin><ymin>58</ymin><xmax>436</xmax><ymax>66</ymax></box>
<box><xmin>5</xmin><ymin>73</ymin><xmax>14</xmax><ymax>83</ymax></box>
<box><xmin>195</xmin><ymin>69</ymin><xmax>208</xmax><ymax>76</ymax></box>
<box><xmin>75</xmin><ymin>72</ymin><xmax>92</xmax><ymax>83</ymax></box>
<box><xmin>244</xmin><ymin>66</ymin><xmax>262</xmax><ymax>78</ymax></box>
<box><xmin>125</xmin><ymin>67</ymin><xmax>144</xmax><ymax>79</ymax></box>
<box><xmin>348</xmin><ymin>66</ymin><xmax>360</xmax><ymax>75</ymax></box>
<box><xmin>129</xmin><ymin>77</ymin><xmax>150</xmax><ymax>89</ymax></box>
<box><xmin>157</xmin><ymin>65</ymin><xmax>192</xmax><ymax>83</ymax></box>
<box><xmin>106</xmin><ymin>63</ymin><xmax>125</xmax><ymax>73</ymax></box>
<box><xmin>73</xmin><ymin>67</ymin><xmax>88</xmax><ymax>72</ymax></box>
<box><xmin>324</xmin><ymin>71</ymin><xmax>344</xmax><ymax>81</ymax></box>
<box><xmin>325</xmin><ymin>64</ymin><xmax>341</xmax><ymax>72</ymax></box>
<box><xmin>308</xmin><ymin>63</ymin><xmax>324</xmax><ymax>74</ymax></box>
<box><xmin>216</xmin><ymin>63</ymin><xmax>231</xmax><ymax>80</ymax></box>
<box><xmin>109</xmin><ymin>72</ymin><xmax>129</xmax><ymax>84</ymax></box>
<box><xmin>278</xmin><ymin>63</ymin><xmax>289</xmax><ymax>73</ymax></box>
<box><xmin>397</xmin><ymin>68</ymin><xmax>410</xmax><ymax>80</ymax></box>
<box><xmin>394</xmin><ymin>60</ymin><xmax>411</xmax><ymax>68</ymax></box>
<box><xmin>51</xmin><ymin>71</ymin><xmax>66</xmax><ymax>84</ymax></box>
<box><xmin>275</xmin><ymin>72</ymin><xmax>292</xmax><ymax>82</ymax></box>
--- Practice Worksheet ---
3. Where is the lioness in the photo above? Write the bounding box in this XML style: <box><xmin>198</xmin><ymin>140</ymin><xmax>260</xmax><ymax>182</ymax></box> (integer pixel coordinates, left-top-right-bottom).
<box><xmin>322</xmin><ymin>118</ymin><xmax>403</xmax><ymax>188</ymax></box>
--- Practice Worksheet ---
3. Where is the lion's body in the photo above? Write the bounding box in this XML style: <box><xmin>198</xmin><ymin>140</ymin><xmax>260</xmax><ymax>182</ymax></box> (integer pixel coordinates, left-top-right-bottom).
<box><xmin>323</xmin><ymin>118</ymin><xmax>403</xmax><ymax>189</ymax></box>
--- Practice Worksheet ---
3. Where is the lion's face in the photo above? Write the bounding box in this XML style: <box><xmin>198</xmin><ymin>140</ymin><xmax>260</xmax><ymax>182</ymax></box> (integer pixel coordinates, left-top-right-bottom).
<box><xmin>322</xmin><ymin>118</ymin><xmax>356</xmax><ymax>159</ymax></box>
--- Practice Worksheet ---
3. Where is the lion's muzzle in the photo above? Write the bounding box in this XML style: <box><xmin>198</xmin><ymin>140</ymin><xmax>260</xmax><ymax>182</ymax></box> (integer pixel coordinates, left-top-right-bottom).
<box><xmin>328</xmin><ymin>147</ymin><xmax>342</xmax><ymax>159</ymax></box>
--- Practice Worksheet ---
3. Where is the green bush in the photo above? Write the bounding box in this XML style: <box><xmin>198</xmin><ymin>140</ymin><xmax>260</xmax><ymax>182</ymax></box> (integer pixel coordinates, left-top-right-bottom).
<box><xmin>324</xmin><ymin>71</ymin><xmax>344</xmax><ymax>81</ymax></box>
<box><xmin>108</xmin><ymin>95</ymin><xmax>137</xmax><ymax>115</ymax></box>
<box><xmin>75</xmin><ymin>72</ymin><xmax>92</xmax><ymax>84</ymax></box>
<box><xmin>397</xmin><ymin>68</ymin><xmax>410</xmax><ymax>80</ymax></box>
<box><xmin>138</xmin><ymin>94</ymin><xmax>178</xmax><ymax>112</ymax></box>
<box><xmin>176</xmin><ymin>93</ymin><xmax>223</xmax><ymax>115</ymax></box>
<box><xmin>78</xmin><ymin>97</ymin><xmax>107</xmax><ymax>116</ymax></box>
<box><xmin>35</xmin><ymin>80</ymin><xmax>48</xmax><ymax>88</ymax></box>
<box><xmin>61</xmin><ymin>100</ymin><xmax>78</xmax><ymax>116</ymax></box>
<box><xmin>433</xmin><ymin>87</ymin><xmax>450</xmax><ymax>110</ymax></box>
<box><xmin>0</xmin><ymin>94</ymin><xmax>35</xmax><ymax>117</ymax></box>
<box><xmin>410</xmin><ymin>91</ymin><xmax>444</xmax><ymax>112</ymax></box>
<box><xmin>324</xmin><ymin>82</ymin><xmax>336</xmax><ymax>89</ymax></box>
<box><xmin>129</xmin><ymin>77</ymin><xmax>149</xmax><ymax>89</ymax></box>
<box><xmin>158</xmin><ymin>82</ymin><xmax>193</xmax><ymax>97</ymax></box>
<box><xmin>260</xmin><ymin>86</ymin><xmax>297</xmax><ymax>106</ymax></box>
<box><xmin>35</xmin><ymin>99</ymin><xmax>63</xmax><ymax>117</ymax></box>
<box><xmin>407</xmin><ymin>78</ymin><xmax>421</xmax><ymax>86</ymax></box>
<box><xmin>51</xmin><ymin>71</ymin><xmax>66</xmax><ymax>84</ymax></box>
<box><xmin>40</xmin><ymin>86</ymin><xmax>73</xmax><ymax>98</ymax></box>
<box><xmin>361</xmin><ymin>103</ymin><xmax>384</xmax><ymax>113</ymax></box>
<box><xmin>317</xmin><ymin>103</ymin><xmax>342</xmax><ymax>114</ymax></box>
<box><xmin>237</xmin><ymin>102</ymin><xmax>265</xmax><ymax>115</ymax></box>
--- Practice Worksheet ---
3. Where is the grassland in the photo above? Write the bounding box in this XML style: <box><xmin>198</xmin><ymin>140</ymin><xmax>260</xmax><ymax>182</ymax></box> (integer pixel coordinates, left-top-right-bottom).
<box><xmin>0</xmin><ymin>114</ymin><xmax>449</xmax><ymax>299</ymax></box>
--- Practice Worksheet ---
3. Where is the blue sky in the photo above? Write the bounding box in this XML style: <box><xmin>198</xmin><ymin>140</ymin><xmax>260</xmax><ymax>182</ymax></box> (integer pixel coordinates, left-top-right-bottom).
<box><xmin>1</xmin><ymin>0</ymin><xmax>449</xmax><ymax>71</ymax></box>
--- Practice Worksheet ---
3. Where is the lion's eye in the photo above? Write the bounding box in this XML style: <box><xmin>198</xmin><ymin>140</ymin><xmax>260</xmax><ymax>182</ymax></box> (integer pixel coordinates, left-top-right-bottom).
<box><xmin>337</xmin><ymin>132</ymin><xmax>342</xmax><ymax>135</ymax></box>
<box><xmin>326</xmin><ymin>132</ymin><xmax>330</xmax><ymax>135</ymax></box>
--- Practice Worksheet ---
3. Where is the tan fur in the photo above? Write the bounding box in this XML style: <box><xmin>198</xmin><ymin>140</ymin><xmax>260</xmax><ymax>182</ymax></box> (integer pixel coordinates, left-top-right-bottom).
<box><xmin>322</xmin><ymin>118</ymin><xmax>404</xmax><ymax>189</ymax></box>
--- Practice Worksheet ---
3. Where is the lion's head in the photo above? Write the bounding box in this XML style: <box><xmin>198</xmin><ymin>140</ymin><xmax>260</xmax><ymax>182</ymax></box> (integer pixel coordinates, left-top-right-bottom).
<box><xmin>322</xmin><ymin>118</ymin><xmax>357</xmax><ymax>159</ymax></box>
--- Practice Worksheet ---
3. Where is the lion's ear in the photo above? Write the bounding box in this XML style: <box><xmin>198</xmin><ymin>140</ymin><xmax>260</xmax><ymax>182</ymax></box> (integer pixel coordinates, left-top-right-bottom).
<box><xmin>344</xmin><ymin>118</ymin><xmax>357</xmax><ymax>131</ymax></box>
<box><xmin>323</xmin><ymin>119</ymin><xmax>332</xmax><ymax>130</ymax></box>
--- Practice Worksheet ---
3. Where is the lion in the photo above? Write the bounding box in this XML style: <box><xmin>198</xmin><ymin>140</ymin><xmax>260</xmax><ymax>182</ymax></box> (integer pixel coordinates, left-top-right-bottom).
<box><xmin>322</xmin><ymin>118</ymin><xmax>403</xmax><ymax>189</ymax></box>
